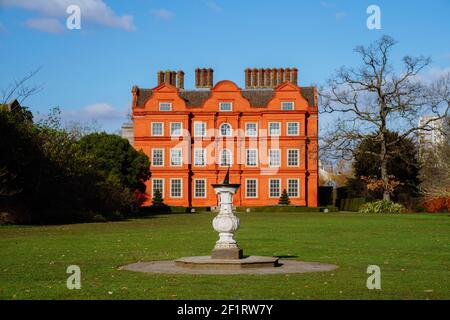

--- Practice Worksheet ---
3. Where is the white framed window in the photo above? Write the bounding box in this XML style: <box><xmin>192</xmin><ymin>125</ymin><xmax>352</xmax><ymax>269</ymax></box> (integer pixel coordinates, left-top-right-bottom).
<box><xmin>219</xmin><ymin>149</ymin><xmax>232</xmax><ymax>167</ymax></box>
<box><xmin>170</xmin><ymin>148</ymin><xmax>182</xmax><ymax>166</ymax></box>
<box><xmin>287</xmin><ymin>149</ymin><xmax>299</xmax><ymax>167</ymax></box>
<box><xmin>245</xmin><ymin>178</ymin><xmax>258</xmax><ymax>198</ymax></box>
<box><xmin>151</xmin><ymin>122</ymin><xmax>164</xmax><ymax>136</ymax></box>
<box><xmin>269</xmin><ymin>179</ymin><xmax>281</xmax><ymax>198</ymax></box>
<box><xmin>152</xmin><ymin>178</ymin><xmax>164</xmax><ymax>198</ymax></box>
<box><xmin>245</xmin><ymin>122</ymin><xmax>258</xmax><ymax>137</ymax></box>
<box><xmin>287</xmin><ymin>179</ymin><xmax>299</xmax><ymax>198</ymax></box>
<box><xmin>159</xmin><ymin>102</ymin><xmax>172</xmax><ymax>111</ymax></box>
<box><xmin>170</xmin><ymin>178</ymin><xmax>182</xmax><ymax>198</ymax></box>
<box><xmin>219</xmin><ymin>123</ymin><xmax>232</xmax><ymax>137</ymax></box>
<box><xmin>194</xmin><ymin>121</ymin><xmax>206</xmax><ymax>137</ymax></box>
<box><xmin>194</xmin><ymin>148</ymin><xmax>206</xmax><ymax>166</ymax></box>
<box><xmin>268</xmin><ymin>122</ymin><xmax>281</xmax><ymax>136</ymax></box>
<box><xmin>170</xmin><ymin>122</ymin><xmax>182</xmax><ymax>137</ymax></box>
<box><xmin>287</xmin><ymin>122</ymin><xmax>299</xmax><ymax>136</ymax></box>
<box><xmin>219</xmin><ymin>102</ymin><xmax>232</xmax><ymax>112</ymax></box>
<box><xmin>194</xmin><ymin>179</ymin><xmax>207</xmax><ymax>198</ymax></box>
<box><xmin>246</xmin><ymin>149</ymin><xmax>258</xmax><ymax>167</ymax></box>
<box><xmin>152</xmin><ymin>148</ymin><xmax>164</xmax><ymax>166</ymax></box>
<box><xmin>281</xmin><ymin>101</ymin><xmax>294</xmax><ymax>110</ymax></box>
<box><xmin>269</xmin><ymin>149</ymin><xmax>281</xmax><ymax>167</ymax></box>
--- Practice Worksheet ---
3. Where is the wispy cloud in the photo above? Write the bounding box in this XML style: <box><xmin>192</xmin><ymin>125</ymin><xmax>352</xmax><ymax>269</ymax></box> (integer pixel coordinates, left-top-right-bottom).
<box><xmin>334</xmin><ymin>11</ymin><xmax>347</xmax><ymax>20</ymax></box>
<box><xmin>25</xmin><ymin>18</ymin><xmax>65</xmax><ymax>34</ymax></box>
<box><xmin>320</xmin><ymin>1</ymin><xmax>336</xmax><ymax>8</ymax></box>
<box><xmin>151</xmin><ymin>9</ymin><xmax>175</xmax><ymax>20</ymax></box>
<box><xmin>205</xmin><ymin>1</ymin><xmax>222</xmax><ymax>13</ymax></box>
<box><xmin>63</xmin><ymin>102</ymin><xmax>127</xmax><ymax>126</ymax></box>
<box><xmin>320</xmin><ymin>1</ymin><xmax>347</xmax><ymax>21</ymax></box>
<box><xmin>0</xmin><ymin>0</ymin><xmax>135</xmax><ymax>32</ymax></box>
<box><xmin>416</xmin><ymin>66</ymin><xmax>450</xmax><ymax>83</ymax></box>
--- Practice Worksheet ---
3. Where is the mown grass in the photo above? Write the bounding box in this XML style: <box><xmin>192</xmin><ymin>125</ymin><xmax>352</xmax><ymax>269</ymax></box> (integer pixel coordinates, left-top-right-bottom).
<box><xmin>0</xmin><ymin>212</ymin><xmax>449</xmax><ymax>299</ymax></box>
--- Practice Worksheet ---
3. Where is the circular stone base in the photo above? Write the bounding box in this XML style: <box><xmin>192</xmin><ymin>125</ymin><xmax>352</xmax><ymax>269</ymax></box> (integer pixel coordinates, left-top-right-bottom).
<box><xmin>121</xmin><ymin>257</ymin><xmax>338</xmax><ymax>275</ymax></box>
<box><xmin>175</xmin><ymin>256</ymin><xmax>278</xmax><ymax>269</ymax></box>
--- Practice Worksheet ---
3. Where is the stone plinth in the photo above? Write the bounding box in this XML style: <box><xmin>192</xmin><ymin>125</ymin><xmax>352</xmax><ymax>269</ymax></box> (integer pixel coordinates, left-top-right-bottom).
<box><xmin>175</xmin><ymin>256</ymin><xmax>279</xmax><ymax>269</ymax></box>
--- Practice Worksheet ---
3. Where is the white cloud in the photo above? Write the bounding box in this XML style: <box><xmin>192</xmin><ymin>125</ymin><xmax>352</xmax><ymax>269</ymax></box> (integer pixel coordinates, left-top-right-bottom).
<box><xmin>25</xmin><ymin>18</ymin><xmax>65</xmax><ymax>34</ymax></box>
<box><xmin>63</xmin><ymin>102</ymin><xmax>127</xmax><ymax>122</ymax></box>
<box><xmin>320</xmin><ymin>1</ymin><xmax>336</xmax><ymax>8</ymax></box>
<box><xmin>1</xmin><ymin>0</ymin><xmax>135</xmax><ymax>31</ymax></box>
<box><xmin>151</xmin><ymin>9</ymin><xmax>175</xmax><ymax>20</ymax></box>
<box><xmin>205</xmin><ymin>1</ymin><xmax>222</xmax><ymax>13</ymax></box>
<box><xmin>416</xmin><ymin>67</ymin><xmax>450</xmax><ymax>83</ymax></box>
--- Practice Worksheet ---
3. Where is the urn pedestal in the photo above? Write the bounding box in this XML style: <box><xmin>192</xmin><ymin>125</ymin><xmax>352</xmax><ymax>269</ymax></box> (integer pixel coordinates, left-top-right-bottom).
<box><xmin>211</xmin><ymin>184</ymin><xmax>242</xmax><ymax>259</ymax></box>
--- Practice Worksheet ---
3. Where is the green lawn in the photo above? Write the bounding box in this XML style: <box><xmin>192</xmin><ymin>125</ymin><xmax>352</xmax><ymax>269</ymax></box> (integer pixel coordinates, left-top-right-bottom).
<box><xmin>0</xmin><ymin>212</ymin><xmax>449</xmax><ymax>299</ymax></box>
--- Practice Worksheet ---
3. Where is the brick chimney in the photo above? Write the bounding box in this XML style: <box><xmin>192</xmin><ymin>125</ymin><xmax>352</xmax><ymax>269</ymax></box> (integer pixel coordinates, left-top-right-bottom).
<box><xmin>291</xmin><ymin>68</ymin><xmax>298</xmax><ymax>85</ymax></box>
<box><xmin>177</xmin><ymin>70</ymin><xmax>184</xmax><ymax>89</ymax></box>
<box><xmin>245</xmin><ymin>68</ymin><xmax>251</xmax><ymax>88</ymax></box>
<box><xmin>195</xmin><ymin>67</ymin><xmax>214</xmax><ymax>88</ymax></box>
<box><xmin>156</xmin><ymin>69</ymin><xmax>184</xmax><ymax>88</ymax></box>
<box><xmin>244</xmin><ymin>67</ymin><xmax>299</xmax><ymax>88</ymax></box>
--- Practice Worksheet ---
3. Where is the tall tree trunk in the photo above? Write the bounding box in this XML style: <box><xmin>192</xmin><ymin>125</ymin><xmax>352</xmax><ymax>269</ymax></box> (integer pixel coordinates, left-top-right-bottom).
<box><xmin>380</xmin><ymin>134</ymin><xmax>390</xmax><ymax>201</ymax></box>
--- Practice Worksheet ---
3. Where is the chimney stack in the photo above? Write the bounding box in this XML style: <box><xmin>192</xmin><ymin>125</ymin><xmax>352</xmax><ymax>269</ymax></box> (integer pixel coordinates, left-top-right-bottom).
<box><xmin>156</xmin><ymin>69</ymin><xmax>185</xmax><ymax>89</ymax></box>
<box><xmin>245</xmin><ymin>67</ymin><xmax>298</xmax><ymax>88</ymax></box>
<box><xmin>177</xmin><ymin>70</ymin><xmax>184</xmax><ymax>89</ymax></box>
<box><xmin>195</xmin><ymin>67</ymin><xmax>214</xmax><ymax>88</ymax></box>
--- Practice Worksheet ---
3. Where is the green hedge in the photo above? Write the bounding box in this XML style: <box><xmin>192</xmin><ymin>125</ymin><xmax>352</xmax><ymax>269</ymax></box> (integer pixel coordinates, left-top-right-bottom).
<box><xmin>236</xmin><ymin>206</ymin><xmax>321</xmax><ymax>213</ymax></box>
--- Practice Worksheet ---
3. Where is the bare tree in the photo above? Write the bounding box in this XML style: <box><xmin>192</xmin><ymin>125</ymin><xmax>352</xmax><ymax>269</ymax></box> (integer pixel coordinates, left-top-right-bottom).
<box><xmin>419</xmin><ymin>117</ymin><xmax>450</xmax><ymax>198</ymax></box>
<box><xmin>320</xmin><ymin>35</ymin><xmax>450</xmax><ymax>201</ymax></box>
<box><xmin>1</xmin><ymin>66</ymin><xmax>43</xmax><ymax>107</ymax></box>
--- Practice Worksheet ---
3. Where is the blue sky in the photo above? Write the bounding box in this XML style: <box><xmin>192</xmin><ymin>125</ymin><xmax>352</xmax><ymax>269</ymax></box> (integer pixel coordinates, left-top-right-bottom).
<box><xmin>1</xmin><ymin>0</ymin><xmax>450</xmax><ymax>132</ymax></box>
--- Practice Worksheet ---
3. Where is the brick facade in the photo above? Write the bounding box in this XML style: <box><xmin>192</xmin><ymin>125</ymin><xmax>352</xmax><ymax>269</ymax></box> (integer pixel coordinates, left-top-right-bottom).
<box><xmin>132</xmin><ymin>68</ymin><xmax>318</xmax><ymax>207</ymax></box>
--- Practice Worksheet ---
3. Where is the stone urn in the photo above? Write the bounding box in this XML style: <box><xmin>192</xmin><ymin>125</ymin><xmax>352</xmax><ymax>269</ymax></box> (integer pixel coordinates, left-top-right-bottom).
<box><xmin>211</xmin><ymin>170</ymin><xmax>242</xmax><ymax>259</ymax></box>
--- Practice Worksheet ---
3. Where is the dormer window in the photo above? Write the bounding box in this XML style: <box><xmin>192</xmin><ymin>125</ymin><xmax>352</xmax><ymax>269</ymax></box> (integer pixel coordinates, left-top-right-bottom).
<box><xmin>159</xmin><ymin>102</ymin><xmax>172</xmax><ymax>111</ymax></box>
<box><xmin>219</xmin><ymin>102</ymin><xmax>232</xmax><ymax>112</ymax></box>
<box><xmin>281</xmin><ymin>101</ymin><xmax>294</xmax><ymax>110</ymax></box>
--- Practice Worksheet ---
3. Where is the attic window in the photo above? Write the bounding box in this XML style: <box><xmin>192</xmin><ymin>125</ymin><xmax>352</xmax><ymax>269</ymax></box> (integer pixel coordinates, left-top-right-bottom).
<box><xmin>159</xmin><ymin>102</ymin><xmax>172</xmax><ymax>111</ymax></box>
<box><xmin>281</xmin><ymin>101</ymin><xmax>294</xmax><ymax>110</ymax></box>
<box><xmin>219</xmin><ymin>102</ymin><xmax>232</xmax><ymax>112</ymax></box>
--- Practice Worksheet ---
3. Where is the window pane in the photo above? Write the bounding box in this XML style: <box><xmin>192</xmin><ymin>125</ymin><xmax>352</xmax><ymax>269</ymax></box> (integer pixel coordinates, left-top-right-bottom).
<box><xmin>246</xmin><ymin>179</ymin><xmax>257</xmax><ymax>198</ymax></box>
<box><xmin>220</xmin><ymin>123</ymin><xmax>232</xmax><ymax>136</ymax></box>
<box><xmin>194</xmin><ymin>122</ymin><xmax>206</xmax><ymax>137</ymax></box>
<box><xmin>170</xmin><ymin>179</ymin><xmax>182</xmax><ymax>197</ymax></box>
<box><xmin>288</xmin><ymin>149</ymin><xmax>299</xmax><ymax>166</ymax></box>
<box><xmin>269</xmin><ymin>149</ymin><xmax>280</xmax><ymax>167</ymax></box>
<box><xmin>170</xmin><ymin>149</ymin><xmax>182</xmax><ymax>166</ymax></box>
<box><xmin>194</xmin><ymin>179</ymin><xmax>206</xmax><ymax>198</ymax></box>
<box><xmin>269</xmin><ymin>123</ymin><xmax>280</xmax><ymax>136</ymax></box>
<box><xmin>219</xmin><ymin>102</ymin><xmax>232</xmax><ymax>111</ymax></box>
<box><xmin>246</xmin><ymin>123</ymin><xmax>257</xmax><ymax>136</ymax></box>
<box><xmin>194</xmin><ymin>148</ymin><xmax>205</xmax><ymax>166</ymax></box>
<box><xmin>246</xmin><ymin>149</ymin><xmax>257</xmax><ymax>166</ymax></box>
<box><xmin>171</xmin><ymin>123</ymin><xmax>182</xmax><ymax>136</ymax></box>
<box><xmin>220</xmin><ymin>150</ymin><xmax>232</xmax><ymax>166</ymax></box>
<box><xmin>269</xmin><ymin>179</ymin><xmax>280</xmax><ymax>198</ymax></box>
<box><xmin>152</xmin><ymin>149</ymin><xmax>164</xmax><ymax>166</ymax></box>
<box><xmin>281</xmin><ymin>101</ymin><xmax>294</xmax><ymax>110</ymax></box>
<box><xmin>287</xmin><ymin>122</ymin><xmax>298</xmax><ymax>135</ymax></box>
<box><xmin>288</xmin><ymin>179</ymin><xmax>299</xmax><ymax>197</ymax></box>
<box><xmin>152</xmin><ymin>179</ymin><xmax>163</xmax><ymax>197</ymax></box>
<box><xmin>152</xmin><ymin>123</ymin><xmax>163</xmax><ymax>136</ymax></box>
<box><xmin>159</xmin><ymin>102</ymin><xmax>172</xmax><ymax>111</ymax></box>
